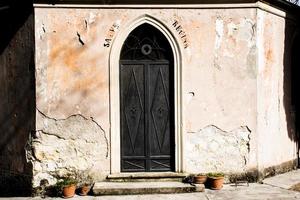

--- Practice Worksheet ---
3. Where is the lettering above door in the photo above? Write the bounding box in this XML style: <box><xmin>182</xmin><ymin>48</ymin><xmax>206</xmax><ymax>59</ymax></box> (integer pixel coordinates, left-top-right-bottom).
<box><xmin>104</xmin><ymin>22</ymin><xmax>120</xmax><ymax>48</ymax></box>
<box><xmin>172</xmin><ymin>20</ymin><xmax>189</xmax><ymax>49</ymax></box>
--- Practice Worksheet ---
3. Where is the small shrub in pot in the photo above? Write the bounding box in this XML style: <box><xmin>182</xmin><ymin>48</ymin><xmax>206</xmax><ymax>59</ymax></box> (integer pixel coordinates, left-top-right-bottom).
<box><xmin>56</xmin><ymin>177</ymin><xmax>77</xmax><ymax>198</ymax></box>
<box><xmin>207</xmin><ymin>172</ymin><xmax>225</xmax><ymax>190</ymax></box>
<box><xmin>194</xmin><ymin>173</ymin><xmax>207</xmax><ymax>184</ymax></box>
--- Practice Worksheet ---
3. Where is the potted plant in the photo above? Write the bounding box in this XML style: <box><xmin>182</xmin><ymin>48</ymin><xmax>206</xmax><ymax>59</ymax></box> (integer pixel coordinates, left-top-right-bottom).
<box><xmin>56</xmin><ymin>177</ymin><xmax>77</xmax><ymax>198</ymax></box>
<box><xmin>207</xmin><ymin>172</ymin><xmax>225</xmax><ymax>190</ymax></box>
<box><xmin>194</xmin><ymin>173</ymin><xmax>207</xmax><ymax>184</ymax></box>
<box><xmin>77</xmin><ymin>171</ymin><xmax>94</xmax><ymax>196</ymax></box>
<box><xmin>79</xmin><ymin>175</ymin><xmax>93</xmax><ymax>196</ymax></box>
<box><xmin>79</xmin><ymin>183</ymin><xmax>91</xmax><ymax>196</ymax></box>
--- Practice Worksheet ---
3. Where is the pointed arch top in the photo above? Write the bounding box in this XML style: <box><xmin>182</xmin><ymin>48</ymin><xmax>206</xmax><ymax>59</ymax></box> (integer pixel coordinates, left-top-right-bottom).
<box><xmin>109</xmin><ymin>14</ymin><xmax>181</xmax><ymax>66</ymax></box>
<box><xmin>120</xmin><ymin>23</ymin><xmax>174</xmax><ymax>61</ymax></box>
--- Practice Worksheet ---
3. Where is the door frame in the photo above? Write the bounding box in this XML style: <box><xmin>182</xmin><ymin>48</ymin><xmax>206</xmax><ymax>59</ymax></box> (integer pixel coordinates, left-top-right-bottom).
<box><xmin>109</xmin><ymin>15</ymin><xmax>183</xmax><ymax>174</ymax></box>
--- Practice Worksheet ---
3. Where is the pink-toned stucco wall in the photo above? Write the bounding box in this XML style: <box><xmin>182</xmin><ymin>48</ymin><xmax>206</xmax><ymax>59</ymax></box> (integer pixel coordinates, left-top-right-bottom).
<box><xmin>31</xmin><ymin>4</ymin><xmax>298</xmax><ymax>186</ymax></box>
<box><xmin>257</xmin><ymin>9</ymin><xmax>298</xmax><ymax>173</ymax></box>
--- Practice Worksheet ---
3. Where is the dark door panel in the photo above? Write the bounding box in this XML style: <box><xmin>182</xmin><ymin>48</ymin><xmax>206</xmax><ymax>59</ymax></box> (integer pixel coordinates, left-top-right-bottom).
<box><xmin>120</xmin><ymin>61</ymin><xmax>174</xmax><ymax>172</ymax></box>
<box><xmin>119</xmin><ymin>24</ymin><xmax>175</xmax><ymax>172</ymax></box>
<box><xmin>120</xmin><ymin>63</ymin><xmax>146</xmax><ymax>171</ymax></box>
<box><xmin>149</xmin><ymin>63</ymin><xmax>171</xmax><ymax>156</ymax></box>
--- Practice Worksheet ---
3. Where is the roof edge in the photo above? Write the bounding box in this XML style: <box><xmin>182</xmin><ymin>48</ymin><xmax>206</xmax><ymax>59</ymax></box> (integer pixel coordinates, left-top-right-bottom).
<box><xmin>32</xmin><ymin>0</ymin><xmax>300</xmax><ymax>14</ymax></box>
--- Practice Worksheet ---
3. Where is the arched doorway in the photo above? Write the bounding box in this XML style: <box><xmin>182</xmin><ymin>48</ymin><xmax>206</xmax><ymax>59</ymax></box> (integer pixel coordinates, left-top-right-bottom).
<box><xmin>119</xmin><ymin>24</ymin><xmax>175</xmax><ymax>172</ymax></box>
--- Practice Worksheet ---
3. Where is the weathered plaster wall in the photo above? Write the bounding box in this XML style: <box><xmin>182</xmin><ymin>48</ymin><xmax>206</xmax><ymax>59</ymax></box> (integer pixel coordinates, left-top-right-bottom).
<box><xmin>0</xmin><ymin>3</ymin><xmax>35</xmax><ymax>196</ymax></box>
<box><xmin>182</xmin><ymin>9</ymin><xmax>257</xmax><ymax>173</ymax></box>
<box><xmin>33</xmin><ymin>9</ymin><xmax>113</xmax><ymax>187</ymax></box>
<box><xmin>28</xmin><ymin>110</ymin><xmax>109</xmax><ymax>187</ymax></box>
<box><xmin>257</xmin><ymin>9</ymin><xmax>298</xmax><ymax>174</ymax></box>
<box><xmin>186</xmin><ymin>126</ymin><xmax>251</xmax><ymax>173</ymax></box>
<box><xmin>33</xmin><ymin>7</ymin><xmax>257</xmax><ymax>185</ymax></box>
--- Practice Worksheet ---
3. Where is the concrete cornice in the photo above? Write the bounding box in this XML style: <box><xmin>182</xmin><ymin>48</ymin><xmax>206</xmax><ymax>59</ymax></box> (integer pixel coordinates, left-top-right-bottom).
<box><xmin>32</xmin><ymin>0</ymin><xmax>298</xmax><ymax>7</ymax></box>
<box><xmin>34</xmin><ymin>0</ymin><xmax>258</xmax><ymax>4</ymax></box>
<box><xmin>34</xmin><ymin>2</ymin><xmax>258</xmax><ymax>8</ymax></box>
<box><xmin>33</xmin><ymin>2</ymin><xmax>291</xmax><ymax>19</ymax></box>
<box><xmin>262</xmin><ymin>0</ymin><xmax>300</xmax><ymax>11</ymax></box>
<box><xmin>33</xmin><ymin>0</ymin><xmax>300</xmax><ymax>18</ymax></box>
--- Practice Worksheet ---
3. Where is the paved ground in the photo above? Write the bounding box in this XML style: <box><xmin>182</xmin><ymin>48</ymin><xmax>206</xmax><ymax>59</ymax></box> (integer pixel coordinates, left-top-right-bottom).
<box><xmin>263</xmin><ymin>169</ymin><xmax>300</xmax><ymax>190</ymax></box>
<box><xmin>4</xmin><ymin>170</ymin><xmax>300</xmax><ymax>200</ymax></box>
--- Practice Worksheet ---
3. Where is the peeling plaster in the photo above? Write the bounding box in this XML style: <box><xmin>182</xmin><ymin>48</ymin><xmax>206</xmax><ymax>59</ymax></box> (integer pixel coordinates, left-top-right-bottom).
<box><xmin>247</xmin><ymin>45</ymin><xmax>258</xmax><ymax>78</ymax></box>
<box><xmin>215</xmin><ymin>17</ymin><xmax>224</xmax><ymax>50</ymax></box>
<box><xmin>76</xmin><ymin>32</ymin><xmax>85</xmax><ymax>46</ymax></box>
<box><xmin>36</xmin><ymin>108</ymin><xmax>109</xmax><ymax>157</ymax></box>
<box><xmin>34</xmin><ymin>8</ymin><xmax>261</xmax><ymax>185</ymax></box>
<box><xmin>28</xmin><ymin>109</ymin><xmax>110</xmax><ymax>187</ymax></box>
<box><xmin>88</xmin><ymin>12</ymin><xmax>97</xmax><ymax>25</ymax></box>
<box><xmin>186</xmin><ymin>125</ymin><xmax>251</xmax><ymax>173</ymax></box>
<box><xmin>84</xmin><ymin>20</ymin><xmax>88</xmax><ymax>30</ymax></box>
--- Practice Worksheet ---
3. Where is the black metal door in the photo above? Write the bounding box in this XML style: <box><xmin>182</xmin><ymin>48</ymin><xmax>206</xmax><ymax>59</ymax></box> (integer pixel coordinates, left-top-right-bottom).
<box><xmin>120</xmin><ymin>24</ymin><xmax>174</xmax><ymax>172</ymax></box>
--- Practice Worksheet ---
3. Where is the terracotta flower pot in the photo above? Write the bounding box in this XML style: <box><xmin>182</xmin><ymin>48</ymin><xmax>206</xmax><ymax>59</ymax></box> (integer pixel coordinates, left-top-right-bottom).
<box><xmin>63</xmin><ymin>184</ymin><xmax>76</xmax><ymax>198</ymax></box>
<box><xmin>79</xmin><ymin>185</ymin><xmax>90</xmax><ymax>196</ymax></box>
<box><xmin>208</xmin><ymin>176</ymin><xmax>224</xmax><ymax>190</ymax></box>
<box><xmin>194</xmin><ymin>175</ymin><xmax>207</xmax><ymax>184</ymax></box>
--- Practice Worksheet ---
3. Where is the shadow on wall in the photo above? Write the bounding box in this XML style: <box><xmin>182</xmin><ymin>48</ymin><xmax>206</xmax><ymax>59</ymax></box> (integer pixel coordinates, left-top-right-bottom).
<box><xmin>290</xmin><ymin>29</ymin><xmax>300</xmax><ymax>168</ymax></box>
<box><xmin>283</xmin><ymin>10</ymin><xmax>300</xmax><ymax>169</ymax></box>
<box><xmin>0</xmin><ymin>1</ymin><xmax>35</xmax><ymax>196</ymax></box>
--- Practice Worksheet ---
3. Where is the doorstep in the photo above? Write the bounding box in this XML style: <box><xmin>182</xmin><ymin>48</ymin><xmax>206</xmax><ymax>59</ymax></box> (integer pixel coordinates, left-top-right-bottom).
<box><xmin>106</xmin><ymin>172</ymin><xmax>188</xmax><ymax>182</ymax></box>
<box><xmin>92</xmin><ymin>181</ymin><xmax>204</xmax><ymax>195</ymax></box>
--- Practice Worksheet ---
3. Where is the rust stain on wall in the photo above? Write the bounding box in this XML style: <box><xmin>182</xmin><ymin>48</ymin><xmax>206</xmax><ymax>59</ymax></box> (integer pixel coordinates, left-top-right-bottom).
<box><xmin>262</xmin><ymin>19</ymin><xmax>274</xmax><ymax>78</ymax></box>
<box><xmin>49</xmin><ymin>38</ymin><xmax>106</xmax><ymax>88</ymax></box>
<box><xmin>39</xmin><ymin>13</ymin><xmax>109</xmax><ymax>119</ymax></box>
<box><xmin>266</xmin><ymin>49</ymin><xmax>273</xmax><ymax>62</ymax></box>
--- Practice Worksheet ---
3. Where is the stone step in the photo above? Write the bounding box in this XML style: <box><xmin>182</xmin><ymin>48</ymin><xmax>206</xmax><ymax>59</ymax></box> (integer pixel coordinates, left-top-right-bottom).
<box><xmin>106</xmin><ymin>172</ymin><xmax>188</xmax><ymax>182</ymax></box>
<box><xmin>92</xmin><ymin>181</ymin><xmax>204</xmax><ymax>195</ymax></box>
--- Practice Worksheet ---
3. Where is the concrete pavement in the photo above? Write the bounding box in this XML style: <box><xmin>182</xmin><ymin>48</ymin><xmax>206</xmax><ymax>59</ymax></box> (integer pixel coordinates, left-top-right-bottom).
<box><xmin>263</xmin><ymin>169</ymin><xmax>300</xmax><ymax>190</ymax></box>
<box><xmin>2</xmin><ymin>170</ymin><xmax>300</xmax><ymax>199</ymax></box>
<box><xmin>10</xmin><ymin>184</ymin><xmax>299</xmax><ymax>200</ymax></box>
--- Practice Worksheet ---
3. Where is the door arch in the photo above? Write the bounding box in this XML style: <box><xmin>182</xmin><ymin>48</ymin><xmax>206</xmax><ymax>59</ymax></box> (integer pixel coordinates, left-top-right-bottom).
<box><xmin>120</xmin><ymin>24</ymin><xmax>174</xmax><ymax>172</ymax></box>
<box><xmin>109</xmin><ymin>15</ymin><xmax>182</xmax><ymax>173</ymax></box>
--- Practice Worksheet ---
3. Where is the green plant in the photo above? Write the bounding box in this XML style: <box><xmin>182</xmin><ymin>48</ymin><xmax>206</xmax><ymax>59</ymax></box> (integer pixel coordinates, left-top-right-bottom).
<box><xmin>207</xmin><ymin>172</ymin><xmax>225</xmax><ymax>177</ymax></box>
<box><xmin>53</xmin><ymin>177</ymin><xmax>77</xmax><ymax>197</ymax></box>
<box><xmin>196</xmin><ymin>173</ymin><xmax>206</xmax><ymax>176</ymax></box>
<box><xmin>56</xmin><ymin>177</ymin><xmax>77</xmax><ymax>189</ymax></box>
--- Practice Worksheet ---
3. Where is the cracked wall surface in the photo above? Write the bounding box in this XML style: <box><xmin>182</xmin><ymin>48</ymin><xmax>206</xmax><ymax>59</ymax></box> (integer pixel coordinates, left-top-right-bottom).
<box><xmin>34</xmin><ymin>7</ymin><xmax>258</xmax><ymax>182</ymax></box>
<box><xmin>28</xmin><ymin>110</ymin><xmax>109</xmax><ymax>187</ymax></box>
<box><xmin>186</xmin><ymin>125</ymin><xmax>251</xmax><ymax>173</ymax></box>
<box><xmin>33</xmin><ymin>4</ymin><xmax>299</xmax><ymax>185</ymax></box>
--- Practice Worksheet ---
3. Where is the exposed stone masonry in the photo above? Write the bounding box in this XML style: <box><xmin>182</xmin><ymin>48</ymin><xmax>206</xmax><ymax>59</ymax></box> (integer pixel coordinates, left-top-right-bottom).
<box><xmin>186</xmin><ymin>125</ymin><xmax>251</xmax><ymax>173</ymax></box>
<box><xmin>26</xmin><ymin>109</ymin><xmax>109</xmax><ymax>187</ymax></box>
